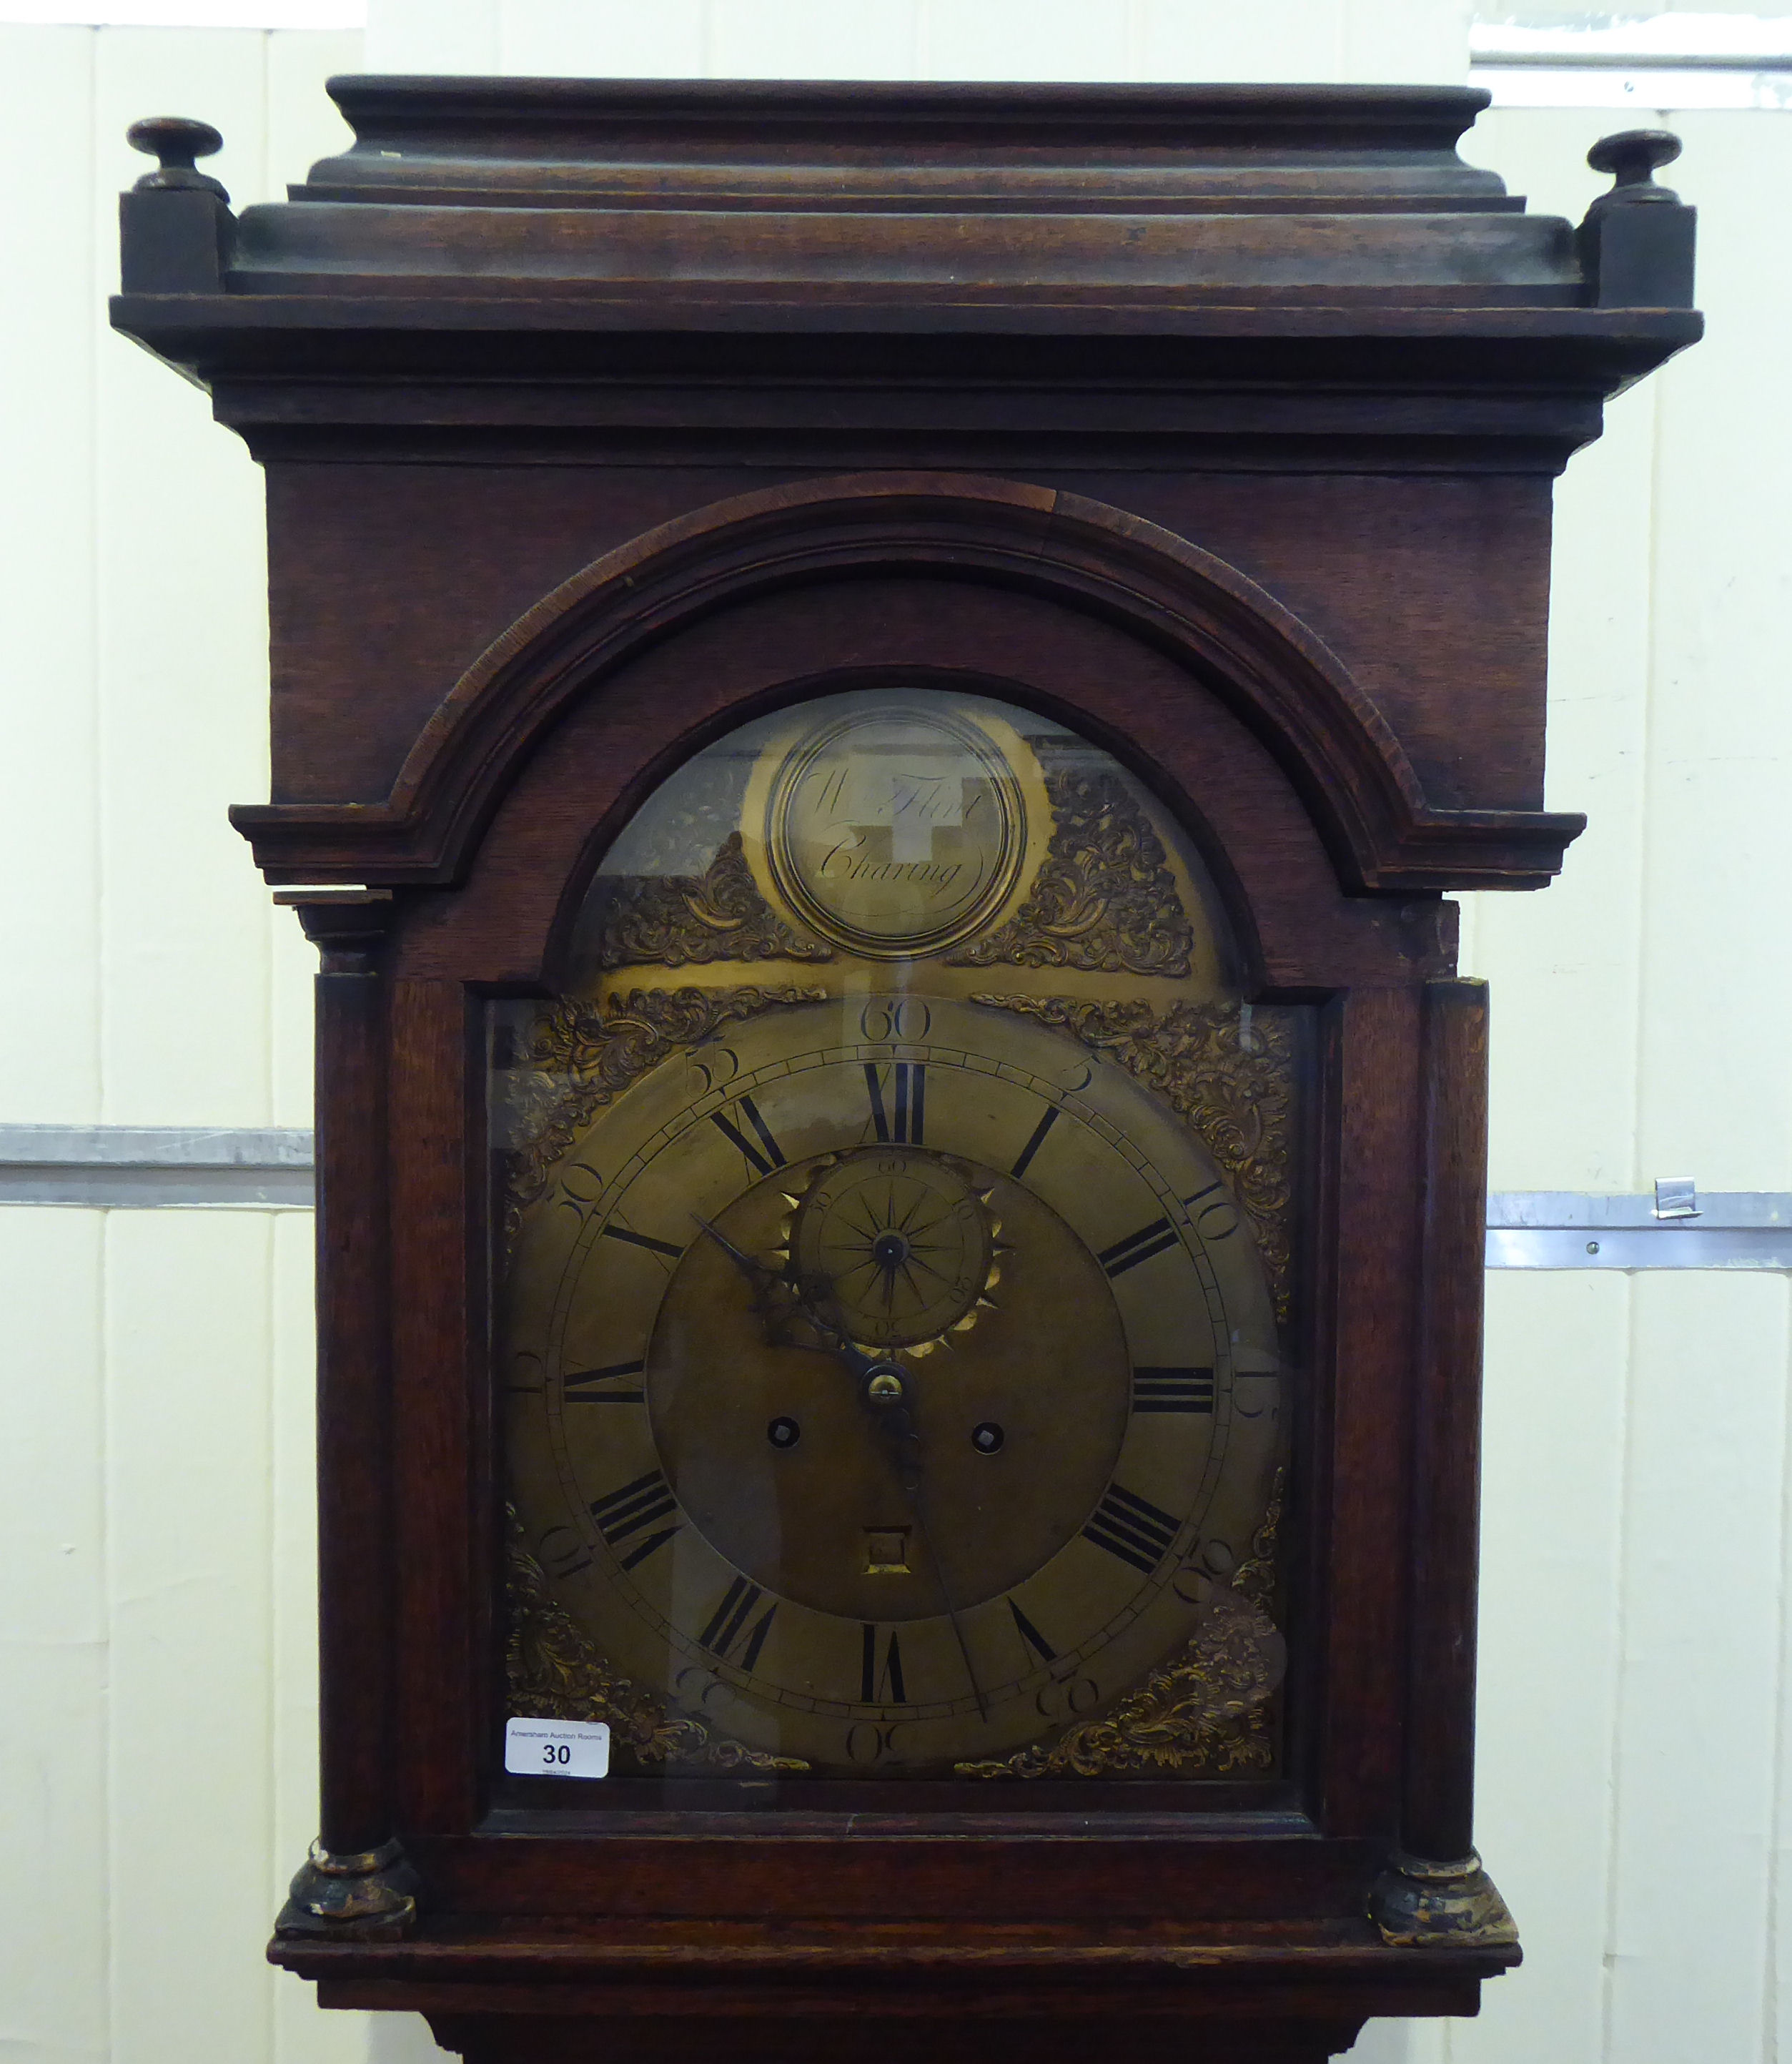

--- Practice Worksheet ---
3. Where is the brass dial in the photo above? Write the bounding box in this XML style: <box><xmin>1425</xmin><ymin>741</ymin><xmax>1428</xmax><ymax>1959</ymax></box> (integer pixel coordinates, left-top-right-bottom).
<box><xmin>650</xmin><ymin>1142</ymin><xmax>1129</xmax><ymax>1623</ymax></box>
<box><xmin>505</xmin><ymin>994</ymin><xmax>1282</xmax><ymax>1774</ymax></box>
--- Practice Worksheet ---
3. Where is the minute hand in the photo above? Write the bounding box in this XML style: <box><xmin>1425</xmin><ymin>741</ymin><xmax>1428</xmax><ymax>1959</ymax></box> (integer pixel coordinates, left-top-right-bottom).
<box><xmin>873</xmin><ymin>1411</ymin><xmax>989</xmax><ymax>1724</ymax></box>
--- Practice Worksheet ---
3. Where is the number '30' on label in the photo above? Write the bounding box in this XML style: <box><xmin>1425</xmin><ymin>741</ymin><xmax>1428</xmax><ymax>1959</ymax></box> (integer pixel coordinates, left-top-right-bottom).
<box><xmin>504</xmin><ymin>1717</ymin><xmax>610</xmax><ymax>1779</ymax></box>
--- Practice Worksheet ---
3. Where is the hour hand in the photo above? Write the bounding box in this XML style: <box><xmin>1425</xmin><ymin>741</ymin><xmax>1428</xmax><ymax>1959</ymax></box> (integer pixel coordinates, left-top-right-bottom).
<box><xmin>783</xmin><ymin>1267</ymin><xmax>882</xmax><ymax>1385</ymax></box>
<box><xmin>692</xmin><ymin>1213</ymin><xmax>831</xmax><ymax>1355</ymax></box>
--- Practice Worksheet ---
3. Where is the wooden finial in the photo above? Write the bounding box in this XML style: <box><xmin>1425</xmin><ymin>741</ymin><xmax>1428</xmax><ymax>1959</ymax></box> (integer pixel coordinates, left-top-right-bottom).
<box><xmin>1577</xmin><ymin>125</ymin><xmax>1695</xmax><ymax>305</ymax></box>
<box><xmin>126</xmin><ymin>115</ymin><xmax>228</xmax><ymax>200</ymax></box>
<box><xmin>1587</xmin><ymin>127</ymin><xmax>1683</xmax><ymax>197</ymax></box>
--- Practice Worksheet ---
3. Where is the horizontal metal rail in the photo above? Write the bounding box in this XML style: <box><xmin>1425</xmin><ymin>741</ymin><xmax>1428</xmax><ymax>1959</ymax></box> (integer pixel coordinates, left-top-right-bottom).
<box><xmin>0</xmin><ymin>1126</ymin><xmax>316</xmax><ymax>1208</ymax></box>
<box><xmin>1474</xmin><ymin>49</ymin><xmax>1792</xmax><ymax>71</ymax></box>
<box><xmin>1485</xmin><ymin>1191</ymin><xmax>1792</xmax><ymax>1271</ymax></box>
<box><xmin>1467</xmin><ymin>26</ymin><xmax>1792</xmax><ymax>107</ymax></box>
<box><xmin>4</xmin><ymin>1128</ymin><xmax>1789</xmax><ymax>1270</ymax></box>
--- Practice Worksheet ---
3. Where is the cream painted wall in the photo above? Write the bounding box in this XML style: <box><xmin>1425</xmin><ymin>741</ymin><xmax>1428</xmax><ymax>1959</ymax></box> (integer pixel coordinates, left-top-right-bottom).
<box><xmin>0</xmin><ymin>11</ymin><xmax>1786</xmax><ymax>2064</ymax></box>
<box><xmin>0</xmin><ymin>34</ymin><xmax>437</xmax><ymax>2064</ymax></box>
<box><xmin>359</xmin><ymin>0</ymin><xmax>1470</xmax><ymax>86</ymax></box>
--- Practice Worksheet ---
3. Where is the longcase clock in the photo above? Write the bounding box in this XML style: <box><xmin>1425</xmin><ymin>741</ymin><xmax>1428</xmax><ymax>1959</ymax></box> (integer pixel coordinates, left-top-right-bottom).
<box><xmin>112</xmin><ymin>80</ymin><xmax>1701</xmax><ymax>2063</ymax></box>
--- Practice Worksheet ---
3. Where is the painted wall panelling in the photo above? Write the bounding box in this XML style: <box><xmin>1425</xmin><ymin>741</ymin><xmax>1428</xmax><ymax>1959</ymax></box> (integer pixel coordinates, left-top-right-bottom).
<box><xmin>1455</xmin><ymin>1274</ymin><xmax>1633</xmax><ymax>2064</ymax></box>
<box><xmin>0</xmin><ymin>26</ymin><xmax>101</xmax><ymax>1125</ymax></box>
<box><xmin>1420</xmin><ymin>115</ymin><xmax>1658</xmax><ymax>2059</ymax></box>
<box><xmin>1635</xmin><ymin>113</ymin><xmax>1792</xmax><ymax>1190</ymax></box>
<box><xmin>367</xmin><ymin>0</ymin><xmax>1472</xmax><ymax>85</ymax></box>
<box><xmin>0</xmin><ymin>31</ymin><xmax>442</xmax><ymax>2064</ymax></box>
<box><xmin>0</xmin><ymin>1208</ymin><xmax>108</xmax><ymax>2064</ymax></box>
<box><xmin>1608</xmin><ymin>1275</ymin><xmax>1790</xmax><ymax>2062</ymax></box>
<box><xmin>1442</xmin><ymin>106</ymin><xmax>1792</xmax><ymax>2064</ymax></box>
<box><xmin>1603</xmin><ymin>112</ymin><xmax>1792</xmax><ymax>2064</ymax></box>
<box><xmin>106</xmin><ymin>1207</ymin><xmax>278</xmax><ymax>2064</ymax></box>
<box><xmin>90</xmin><ymin>26</ymin><xmax>347</xmax><ymax>1131</ymax></box>
<box><xmin>94</xmin><ymin>26</ymin><xmax>277</xmax><ymax>1128</ymax></box>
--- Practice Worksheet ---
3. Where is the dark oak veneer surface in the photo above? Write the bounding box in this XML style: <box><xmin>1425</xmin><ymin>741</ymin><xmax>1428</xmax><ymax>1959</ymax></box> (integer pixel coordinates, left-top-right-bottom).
<box><xmin>112</xmin><ymin>75</ymin><xmax>1701</xmax><ymax>2063</ymax></box>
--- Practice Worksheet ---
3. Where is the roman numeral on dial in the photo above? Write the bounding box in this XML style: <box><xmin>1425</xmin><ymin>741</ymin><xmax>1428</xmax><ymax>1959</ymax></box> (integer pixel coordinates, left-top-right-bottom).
<box><xmin>1082</xmin><ymin>1483</ymin><xmax>1182</xmax><ymax>1576</ymax></box>
<box><xmin>563</xmin><ymin>1359</ymin><xmax>645</xmax><ymax>1405</ymax></box>
<box><xmin>710</xmin><ymin>1095</ymin><xmax>786</xmax><ymax>1178</ymax></box>
<box><xmin>1009</xmin><ymin>1104</ymin><xmax>1061</xmax><ymax>1180</ymax></box>
<box><xmin>698</xmin><ymin>1575</ymin><xmax>778</xmax><ymax>1672</ymax></box>
<box><xmin>1132</xmin><ymin>1367</ymin><xmax>1215</xmax><ymax>1414</ymax></box>
<box><xmin>1006</xmin><ymin>1596</ymin><xmax>1058</xmax><ymax>1666</ymax></box>
<box><xmin>589</xmin><ymin>1468</ymin><xmax>681</xmax><ymax>1571</ymax></box>
<box><xmin>864</xmin><ymin>1062</ymin><xmax>925</xmax><ymax>1145</ymax></box>
<box><xmin>1099</xmin><ymin>1217</ymin><xmax>1180</xmax><ymax>1278</ymax></box>
<box><xmin>860</xmin><ymin>1624</ymin><xmax>907</xmax><ymax>1704</ymax></box>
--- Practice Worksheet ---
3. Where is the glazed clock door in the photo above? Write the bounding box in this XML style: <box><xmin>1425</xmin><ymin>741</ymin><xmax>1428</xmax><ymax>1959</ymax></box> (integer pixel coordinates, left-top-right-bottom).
<box><xmin>494</xmin><ymin>686</ymin><xmax>1302</xmax><ymax>1787</ymax></box>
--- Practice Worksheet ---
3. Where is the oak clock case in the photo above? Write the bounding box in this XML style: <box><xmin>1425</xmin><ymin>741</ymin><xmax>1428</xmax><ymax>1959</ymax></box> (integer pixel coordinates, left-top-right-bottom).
<box><xmin>107</xmin><ymin>69</ymin><xmax>1708</xmax><ymax>2061</ymax></box>
<box><xmin>496</xmin><ymin>689</ymin><xmax>1297</xmax><ymax>1790</ymax></box>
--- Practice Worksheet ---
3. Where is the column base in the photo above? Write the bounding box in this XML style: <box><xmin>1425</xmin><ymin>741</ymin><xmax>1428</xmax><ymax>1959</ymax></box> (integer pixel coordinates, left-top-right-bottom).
<box><xmin>1369</xmin><ymin>1849</ymin><xmax>1519</xmax><ymax>1950</ymax></box>
<box><xmin>274</xmin><ymin>1836</ymin><xmax>420</xmax><ymax>1941</ymax></box>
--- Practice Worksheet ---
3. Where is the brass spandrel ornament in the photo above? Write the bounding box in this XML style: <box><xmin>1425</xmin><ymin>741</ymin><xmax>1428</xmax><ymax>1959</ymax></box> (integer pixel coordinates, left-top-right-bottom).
<box><xmin>494</xmin><ymin>984</ymin><xmax>830</xmax><ymax>1249</ymax></box>
<box><xmin>598</xmin><ymin>831</ymin><xmax>834</xmax><ymax>971</ymax></box>
<box><xmin>505</xmin><ymin>1506</ymin><xmax>809</xmax><ymax>1773</ymax></box>
<box><xmin>956</xmin><ymin>1471</ymin><xmax>1285</xmax><ymax>1778</ymax></box>
<box><xmin>498</xmin><ymin>686</ymin><xmax>1295</xmax><ymax>1778</ymax></box>
<box><xmin>971</xmin><ymin>993</ymin><xmax>1297</xmax><ymax>1320</ymax></box>
<box><xmin>946</xmin><ymin>739</ymin><xmax>1196</xmax><ymax>978</ymax></box>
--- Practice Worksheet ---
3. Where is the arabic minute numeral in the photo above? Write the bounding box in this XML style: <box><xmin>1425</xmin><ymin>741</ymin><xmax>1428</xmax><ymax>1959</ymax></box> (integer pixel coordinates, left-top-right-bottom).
<box><xmin>1035</xmin><ymin>1675</ymin><xmax>1102</xmax><ymax>1721</ymax></box>
<box><xmin>558</xmin><ymin>1160</ymin><xmax>605</xmax><ymax>1206</ymax></box>
<box><xmin>844</xmin><ymin>1722</ymin><xmax>904</xmax><ymax>1764</ymax></box>
<box><xmin>537</xmin><ymin>1524</ymin><xmax>594</xmax><ymax>1581</ymax></box>
<box><xmin>858</xmin><ymin>998</ymin><xmax>932</xmax><ymax>1043</ymax></box>
<box><xmin>1082</xmin><ymin>1483</ymin><xmax>1182</xmax><ymax>1576</ymax></box>
<box><xmin>1183</xmin><ymin>1179</ymin><xmax>1241</xmax><ymax>1242</ymax></box>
